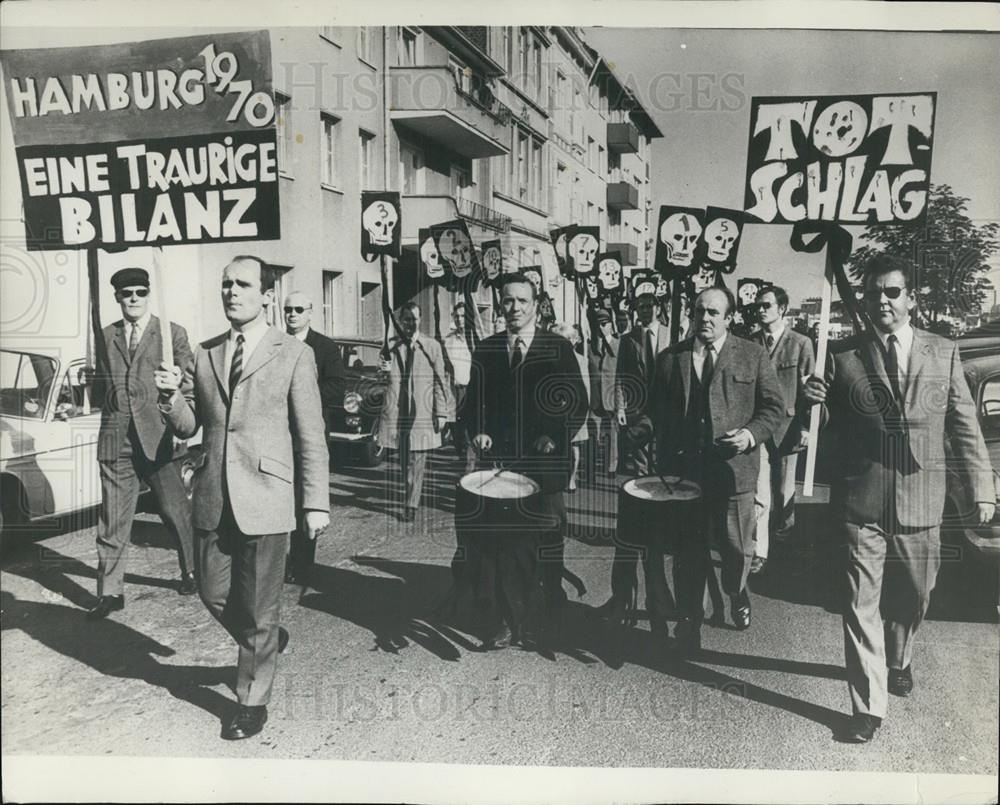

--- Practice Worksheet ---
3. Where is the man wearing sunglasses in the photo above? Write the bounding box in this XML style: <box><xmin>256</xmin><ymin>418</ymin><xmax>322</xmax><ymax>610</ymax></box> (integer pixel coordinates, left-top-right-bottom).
<box><xmin>283</xmin><ymin>290</ymin><xmax>345</xmax><ymax>586</ymax></box>
<box><xmin>803</xmin><ymin>255</ymin><xmax>994</xmax><ymax>744</ymax></box>
<box><xmin>87</xmin><ymin>267</ymin><xmax>196</xmax><ymax>620</ymax></box>
<box><xmin>751</xmin><ymin>285</ymin><xmax>815</xmax><ymax>574</ymax></box>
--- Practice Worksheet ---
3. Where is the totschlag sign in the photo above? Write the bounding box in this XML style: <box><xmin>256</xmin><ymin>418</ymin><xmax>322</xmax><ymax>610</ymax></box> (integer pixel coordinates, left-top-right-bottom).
<box><xmin>0</xmin><ymin>31</ymin><xmax>280</xmax><ymax>250</ymax></box>
<box><xmin>744</xmin><ymin>93</ymin><xmax>936</xmax><ymax>226</ymax></box>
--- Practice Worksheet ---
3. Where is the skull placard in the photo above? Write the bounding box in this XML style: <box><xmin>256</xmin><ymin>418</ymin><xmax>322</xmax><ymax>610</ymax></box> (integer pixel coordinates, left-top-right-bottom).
<box><xmin>654</xmin><ymin>206</ymin><xmax>705</xmax><ymax>276</ymax></box>
<box><xmin>440</xmin><ymin>228</ymin><xmax>473</xmax><ymax>276</ymax></box>
<box><xmin>419</xmin><ymin>229</ymin><xmax>445</xmax><ymax>281</ymax></box>
<box><xmin>522</xmin><ymin>266</ymin><xmax>544</xmax><ymax>295</ymax></box>
<box><xmin>360</xmin><ymin>191</ymin><xmax>402</xmax><ymax>259</ymax></box>
<box><xmin>583</xmin><ymin>275</ymin><xmax>601</xmax><ymax>301</ymax></box>
<box><xmin>596</xmin><ymin>253</ymin><xmax>624</xmax><ymax>293</ymax></box>
<box><xmin>567</xmin><ymin>226</ymin><xmax>600</xmax><ymax>275</ymax></box>
<box><xmin>550</xmin><ymin>225</ymin><xmax>576</xmax><ymax>279</ymax></box>
<box><xmin>700</xmin><ymin>207</ymin><xmax>745</xmax><ymax>272</ymax></box>
<box><xmin>480</xmin><ymin>240</ymin><xmax>503</xmax><ymax>286</ymax></box>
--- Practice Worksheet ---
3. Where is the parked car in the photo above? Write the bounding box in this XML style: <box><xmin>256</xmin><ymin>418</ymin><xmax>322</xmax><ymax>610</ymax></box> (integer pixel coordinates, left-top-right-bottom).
<box><xmin>328</xmin><ymin>337</ymin><xmax>389</xmax><ymax>468</ymax></box>
<box><xmin>0</xmin><ymin>347</ymin><xmax>200</xmax><ymax>551</ymax></box>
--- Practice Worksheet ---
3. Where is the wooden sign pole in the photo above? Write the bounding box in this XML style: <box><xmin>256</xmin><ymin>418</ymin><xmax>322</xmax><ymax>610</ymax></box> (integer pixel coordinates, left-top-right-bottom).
<box><xmin>802</xmin><ymin>245</ymin><xmax>834</xmax><ymax>497</ymax></box>
<box><xmin>152</xmin><ymin>246</ymin><xmax>174</xmax><ymax>368</ymax></box>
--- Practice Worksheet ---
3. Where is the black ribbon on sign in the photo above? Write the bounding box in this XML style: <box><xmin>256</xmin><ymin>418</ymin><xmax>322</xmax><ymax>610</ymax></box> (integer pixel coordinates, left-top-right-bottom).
<box><xmin>789</xmin><ymin>222</ymin><xmax>869</xmax><ymax>336</ymax></box>
<box><xmin>432</xmin><ymin>285</ymin><xmax>455</xmax><ymax>380</ymax></box>
<box><xmin>378</xmin><ymin>254</ymin><xmax>403</xmax><ymax>361</ymax></box>
<box><xmin>461</xmin><ymin>285</ymin><xmax>480</xmax><ymax>353</ymax></box>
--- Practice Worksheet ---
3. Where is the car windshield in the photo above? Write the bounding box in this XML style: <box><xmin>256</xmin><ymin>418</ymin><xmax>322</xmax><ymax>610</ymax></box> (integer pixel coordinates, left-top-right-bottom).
<box><xmin>1</xmin><ymin>350</ymin><xmax>58</xmax><ymax>419</ymax></box>
<box><xmin>341</xmin><ymin>343</ymin><xmax>383</xmax><ymax>370</ymax></box>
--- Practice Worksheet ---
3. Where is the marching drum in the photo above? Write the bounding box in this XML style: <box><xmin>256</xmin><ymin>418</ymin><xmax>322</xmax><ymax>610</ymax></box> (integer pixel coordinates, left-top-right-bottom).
<box><xmin>617</xmin><ymin>475</ymin><xmax>702</xmax><ymax>554</ymax></box>
<box><xmin>454</xmin><ymin>468</ymin><xmax>546</xmax><ymax>540</ymax></box>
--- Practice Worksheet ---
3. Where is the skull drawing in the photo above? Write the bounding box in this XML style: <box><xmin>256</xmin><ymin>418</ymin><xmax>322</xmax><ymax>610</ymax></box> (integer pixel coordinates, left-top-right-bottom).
<box><xmin>655</xmin><ymin>276</ymin><xmax>670</xmax><ymax>298</ymax></box>
<box><xmin>738</xmin><ymin>281</ymin><xmax>761</xmax><ymax>308</ymax></box>
<box><xmin>690</xmin><ymin>265</ymin><xmax>717</xmax><ymax>293</ymax></box>
<box><xmin>812</xmin><ymin>100</ymin><xmax>868</xmax><ymax>158</ymax></box>
<box><xmin>481</xmin><ymin>246</ymin><xmax>502</xmax><ymax>282</ymax></box>
<box><xmin>597</xmin><ymin>257</ymin><xmax>622</xmax><ymax>292</ymax></box>
<box><xmin>362</xmin><ymin>200</ymin><xmax>398</xmax><ymax>247</ymax></box>
<box><xmin>554</xmin><ymin>233</ymin><xmax>569</xmax><ymax>263</ymax></box>
<box><xmin>568</xmin><ymin>232</ymin><xmax>599</xmax><ymax>274</ymax></box>
<box><xmin>523</xmin><ymin>268</ymin><xmax>543</xmax><ymax>294</ymax></box>
<box><xmin>659</xmin><ymin>213</ymin><xmax>702</xmax><ymax>267</ymax></box>
<box><xmin>440</xmin><ymin>228</ymin><xmax>473</xmax><ymax>277</ymax></box>
<box><xmin>704</xmin><ymin>218</ymin><xmax>739</xmax><ymax>263</ymax></box>
<box><xmin>420</xmin><ymin>235</ymin><xmax>444</xmax><ymax>280</ymax></box>
<box><xmin>583</xmin><ymin>275</ymin><xmax>601</xmax><ymax>301</ymax></box>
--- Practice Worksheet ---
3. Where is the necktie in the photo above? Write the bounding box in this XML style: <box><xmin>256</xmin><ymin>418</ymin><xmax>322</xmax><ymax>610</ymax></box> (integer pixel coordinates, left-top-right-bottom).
<box><xmin>765</xmin><ymin>333</ymin><xmax>775</xmax><ymax>353</ymax></box>
<box><xmin>702</xmin><ymin>344</ymin><xmax>715</xmax><ymax>386</ymax></box>
<box><xmin>399</xmin><ymin>341</ymin><xmax>416</xmax><ymax>423</ymax></box>
<box><xmin>128</xmin><ymin>324</ymin><xmax>140</xmax><ymax>357</ymax></box>
<box><xmin>510</xmin><ymin>337</ymin><xmax>525</xmax><ymax>370</ymax></box>
<box><xmin>884</xmin><ymin>334</ymin><xmax>902</xmax><ymax>402</ymax></box>
<box><xmin>229</xmin><ymin>334</ymin><xmax>244</xmax><ymax>397</ymax></box>
<box><xmin>644</xmin><ymin>328</ymin><xmax>655</xmax><ymax>378</ymax></box>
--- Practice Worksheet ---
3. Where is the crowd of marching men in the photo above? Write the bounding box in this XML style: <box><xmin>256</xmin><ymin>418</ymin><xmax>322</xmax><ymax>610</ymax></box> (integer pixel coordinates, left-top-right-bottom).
<box><xmin>83</xmin><ymin>255</ymin><xmax>994</xmax><ymax>745</ymax></box>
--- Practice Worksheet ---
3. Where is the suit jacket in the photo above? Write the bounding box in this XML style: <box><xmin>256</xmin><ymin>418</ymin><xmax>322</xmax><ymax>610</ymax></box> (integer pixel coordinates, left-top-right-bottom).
<box><xmin>652</xmin><ymin>334</ymin><xmax>785</xmax><ymax>496</ymax></box>
<box><xmin>615</xmin><ymin>323</ymin><xmax>670</xmax><ymax>418</ymax></box>
<box><xmin>96</xmin><ymin>315</ymin><xmax>194</xmax><ymax>463</ymax></box>
<box><xmin>463</xmin><ymin>329</ymin><xmax>589</xmax><ymax>494</ymax></box>
<box><xmin>376</xmin><ymin>333</ymin><xmax>453</xmax><ymax>451</ymax></box>
<box><xmin>303</xmin><ymin>328</ymin><xmax>347</xmax><ymax>429</ymax></box>
<box><xmin>588</xmin><ymin>336</ymin><xmax>619</xmax><ymax>414</ymax></box>
<box><xmin>162</xmin><ymin>326</ymin><xmax>329</xmax><ymax>535</ymax></box>
<box><xmin>752</xmin><ymin>327</ymin><xmax>815</xmax><ymax>453</ymax></box>
<box><xmin>817</xmin><ymin>328</ymin><xmax>992</xmax><ymax>528</ymax></box>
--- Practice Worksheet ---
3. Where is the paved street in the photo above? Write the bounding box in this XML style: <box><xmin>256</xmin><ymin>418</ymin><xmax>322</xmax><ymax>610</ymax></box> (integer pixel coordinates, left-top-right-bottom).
<box><xmin>1</xmin><ymin>451</ymin><xmax>997</xmax><ymax>775</ymax></box>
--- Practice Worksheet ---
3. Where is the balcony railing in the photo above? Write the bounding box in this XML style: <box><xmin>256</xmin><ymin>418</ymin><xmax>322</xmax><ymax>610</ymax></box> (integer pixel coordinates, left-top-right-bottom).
<box><xmin>607</xmin><ymin>122</ymin><xmax>639</xmax><ymax>154</ymax></box>
<box><xmin>455</xmin><ymin>195</ymin><xmax>511</xmax><ymax>234</ymax></box>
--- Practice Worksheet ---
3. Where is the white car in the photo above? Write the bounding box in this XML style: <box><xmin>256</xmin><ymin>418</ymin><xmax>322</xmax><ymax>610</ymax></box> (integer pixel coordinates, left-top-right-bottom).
<box><xmin>0</xmin><ymin>347</ymin><xmax>198</xmax><ymax>549</ymax></box>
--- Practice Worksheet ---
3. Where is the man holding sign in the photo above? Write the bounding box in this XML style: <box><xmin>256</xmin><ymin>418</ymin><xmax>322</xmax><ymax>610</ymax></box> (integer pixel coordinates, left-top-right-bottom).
<box><xmin>154</xmin><ymin>255</ymin><xmax>329</xmax><ymax>741</ymax></box>
<box><xmin>802</xmin><ymin>255</ymin><xmax>994</xmax><ymax>744</ymax></box>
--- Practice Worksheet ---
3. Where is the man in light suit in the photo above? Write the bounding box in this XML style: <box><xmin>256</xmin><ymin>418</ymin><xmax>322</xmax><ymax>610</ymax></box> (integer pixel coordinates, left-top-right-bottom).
<box><xmin>588</xmin><ymin>309</ymin><xmax>620</xmax><ymax>476</ymax></box>
<box><xmin>651</xmin><ymin>287</ymin><xmax>784</xmax><ymax>651</ymax></box>
<box><xmin>283</xmin><ymin>290</ymin><xmax>346</xmax><ymax>585</ymax></box>
<box><xmin>377</xmin><ymin>301</ymin><xmax>452</xmax><ymax>523</ymax></box>
<box><xmin>616</xmin><ymin>291</ymin><xmax>670</xmax><ymax>475</ymax></box>
<box><xmin>154</xmin><ymin>255</ymin><xmax>329</xmax><ymax>741</ymax></box>
<box><xmin>803</xmin><ymin>255</ymin><xmax>994</xmax><ymax>744</ymax></box>
<box><xmin>87</xmin><ymin>267</ymin><xmax>196</xmax><ymax>620</ymax></box>
<box><xmin>751</xmin><ymin>285</ymin><xmax>815</xmax><ymax>572</ymax></box>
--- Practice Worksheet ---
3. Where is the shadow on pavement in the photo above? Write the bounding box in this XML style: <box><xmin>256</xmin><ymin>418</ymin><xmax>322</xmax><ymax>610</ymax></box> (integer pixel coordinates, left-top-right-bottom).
<box><xmin>1</xmin><ymin>589</ymin><xmax>234</xmax><ymax>720</ymax></box>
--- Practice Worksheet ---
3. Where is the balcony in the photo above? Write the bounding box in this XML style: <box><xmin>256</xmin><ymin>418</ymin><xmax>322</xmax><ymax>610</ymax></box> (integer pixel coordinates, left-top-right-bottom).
<box><xmin>606</xmin><ymin>242</ymin><xmax>639</xmax><ymax>266</ymax></box>
<box><xmin>607</xmin><ymin>122</ymin><xmax>639</xmax><ymax>154</ymax></box>
<box><xmin>390</xmin><ymin>66</ymin><xmax>511</xmax><ymax>159</ymax></box>
<box><xmin>401</xmin><ymin>195</ymin><xmax>511</xmax><ymax>242</ymax></box>
<box><xmin>607</xmin><ymin>180</ymin><xmax>639</xmax><ymax>211</ymax></box>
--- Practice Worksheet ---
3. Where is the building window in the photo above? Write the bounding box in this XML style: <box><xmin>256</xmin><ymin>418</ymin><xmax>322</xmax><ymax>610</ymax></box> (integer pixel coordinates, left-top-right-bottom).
<box><xmin>321</xmin><ymin>113</ymin><xmax>340</xmax><ymax>187</ymax></box>
<box><xmin>323</xmin><ymin>271</ymin><xmax>343</xmax><ymax>336</ymax></box>
<box><xmin>451</xmin><ymin>164</ymin><xmax>473</xmax><ymax>202</ymax></box>
<box><xmin>397</xmin><ymin>27</ymin><xmax>418</xmax><ymax>66</ymax></box>
<box><xmin>359</xmin><ymin>129</ymin><xmax>375</xmax><ymax>189</ymax></box>
<box><xmin>399</xmin><ymin>140</ymin><xmax>424</xmax><ymax>194</ymax></box>
<box><xmin>275</xmin><ymin>93</ymin><xmax>293</xmax><ymax>176</ymax></box>
<box><xmin>598</xmin><ymin>144</ymin><xmax>606</xmax><ymax>177</ymax></box>
<box><xmin>586</xmin><ymin>201</ymin><xmax>595</xmax><ymax>227</ymax></box>
<box><xmin>262</xmin><ymin>264</ymin><xmax>290</xmax><ymax>328</ymax></box>
<box><xmin>357</xmin><ymin>26</ymin><xmax>375</xmax><ymax>64</ymax></box>
<box><xmin>587</xmin><ymin>135</ymin><xmax>596</xmax><ymax>171</ymax></box>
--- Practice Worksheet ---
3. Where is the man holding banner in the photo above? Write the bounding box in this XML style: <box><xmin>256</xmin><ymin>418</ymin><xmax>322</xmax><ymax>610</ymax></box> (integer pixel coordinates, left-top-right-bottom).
<box><xmin>802</xmin><ymin>255</ymin><xmax>994</xmax><ymax>744</ymax></box>
<box><xmin>154</xmin><ymin>255</ymin><xmax>329</xmax><ymax>741</ymax></box>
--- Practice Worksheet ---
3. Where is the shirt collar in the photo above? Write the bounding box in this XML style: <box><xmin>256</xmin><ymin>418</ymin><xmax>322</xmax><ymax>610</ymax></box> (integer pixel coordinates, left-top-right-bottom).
<box><xmin>126</xmin><ymin>311</ymin><xmax>152</xmax><ymax>334</ymax></box>
<box><xmin>876</xmin><ymin>321</ymin><xmax>913</xmax><ymax>352</ymax></box>
<box><xmin>765</xmin><ymin>322</ymin><xmax>785</xmax><ymax>343</ymax></box>
<box><xmin>292</xmin><ymin>326</ymin><xmax>310</xmax><ymax>342</ymax></box>
<box><xmin>694</xmin><ymin>332</ymin><xmax>727</xmax><ymax>355</ymax></box>
<box><xmin>508</xmin><ymin>325</ymin><xmax>536</xmax><ymax>353</ymax></box>
<box><xmin>230</xmin><ymin>313</ymin><xmax>270</xmax><ymax>348</ymax></box>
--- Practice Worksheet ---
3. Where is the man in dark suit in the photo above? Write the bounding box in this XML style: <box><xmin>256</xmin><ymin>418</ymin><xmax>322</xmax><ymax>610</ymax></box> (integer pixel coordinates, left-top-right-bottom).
<box><xmin>588</xmin><ymin>309</ymin><xmax>620</xmax><ymax>475</ymax></box>
<box><xmin>283</xmin><ymin>290</ymin><xmax>345</xmax><ymax>585</ymax></box>
<box><xmin>87</xmin><ymin>267</ymin><xmax>196</xmax><ymax>620</ymax></box>
<box><xmin>651</xmin><ymin>287</ymin><xmax>784</xmax><ymax>652</ymax></box>
<box><xmin>751</xmin><ymin>285</ymin><xmax>815</xmax><ymax>573</ymax></box>
<box><xmin>461</xmin><ymin>273</ymin><xmax>589</xmax><ymax>650</ymax></box>
<box><xmin>803</xmin><ymin>255</ymin><xmax>994</xmax><ymax>744</ymax></box>
<box><xmin>154</xmin><ymin>255</ymin><xmax>329</xmax><ymax>741</ymax></box>
<box><xmin>615</xmin><ymin>291</ymin><xmax>671</xmax><ymax>475</ymax></box>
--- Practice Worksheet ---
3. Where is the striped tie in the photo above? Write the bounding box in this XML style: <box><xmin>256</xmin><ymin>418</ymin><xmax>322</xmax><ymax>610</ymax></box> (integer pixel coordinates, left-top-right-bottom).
<box><xmin>128</xmin><ymin>324</ymin><xmax>140</xmax><ymax>357</ymax></box>
<box><xmin>229</xmin><ymin>334</ymin><xmax>244</xmax><ymax>398</ymax></box>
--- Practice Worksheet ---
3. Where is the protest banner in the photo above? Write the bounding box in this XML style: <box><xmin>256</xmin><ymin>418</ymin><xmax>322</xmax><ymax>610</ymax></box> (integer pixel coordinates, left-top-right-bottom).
<box><xmin>360</xmin><ymin>190</ymin><xmax>401</xmax><ymax>260</ymax></box>
<box><xmin>1</xmin><ymin>31</ymin><xmax>280</xmax><ymax>250</ymax></box>
<box><xmin>744</xmin><ymin>93</ymin><xmax>936</xmax><ymax>226</ymax></box>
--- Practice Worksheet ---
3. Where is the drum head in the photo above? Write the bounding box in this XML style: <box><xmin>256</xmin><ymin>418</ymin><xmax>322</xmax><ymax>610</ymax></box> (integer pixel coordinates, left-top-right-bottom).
<box><xmin>623</xmin><ymin>475</ymin><xmax>701</xmax><ymax>501</ymax></box>
<box><xmin>460</xmin><ymin>469</ymin><xmax>540</xmax><ymax>500</ymax></box>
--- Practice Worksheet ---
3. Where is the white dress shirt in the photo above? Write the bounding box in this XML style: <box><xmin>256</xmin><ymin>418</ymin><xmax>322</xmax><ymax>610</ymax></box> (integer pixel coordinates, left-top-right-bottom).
<box><xmin>507</xmin><ymin>325</ymin><xmax>536</xmax><ymax>363</ymax></box>
<box><xmin>292</xmin><ymin>326</ymin><xmax>310</xmax><ymax>342</ymax></box>
<box><xmin>875</xmin><ymin>321</ymin><xmax>913</xmax><ymax>394</ymax></box>
<box><xmin>693</xmin><ymin>332</ymin><xmax>727</xmax><ymax>381</ymax></box>
<box><xmin>763</xmin><ymin>322</ymin><xmax>785</xmax><ymax>354</ymax></box>
<box><xmin>124</xmin><ymin>311</ymin><xmax>152</xmax><ymax>350</ymax></box>
<box><xmin>224</xmin><ymin>314</ymin><xmax>271</xmax><ymax>380</ymax></box>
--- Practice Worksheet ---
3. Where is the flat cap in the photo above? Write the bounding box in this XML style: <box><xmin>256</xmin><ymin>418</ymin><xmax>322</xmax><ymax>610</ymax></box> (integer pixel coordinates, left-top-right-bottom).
<box><xmin>110</xmin><ymin>267</ymin><xmax>150</xmax><ymax>289</ymax></box>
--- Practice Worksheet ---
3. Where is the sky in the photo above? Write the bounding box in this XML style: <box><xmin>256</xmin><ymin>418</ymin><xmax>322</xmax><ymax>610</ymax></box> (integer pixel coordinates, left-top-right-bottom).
<box><xmin>585</xmin><ymin>27</ymin><xmax>1000</xmax><ymax>308</ymax></box>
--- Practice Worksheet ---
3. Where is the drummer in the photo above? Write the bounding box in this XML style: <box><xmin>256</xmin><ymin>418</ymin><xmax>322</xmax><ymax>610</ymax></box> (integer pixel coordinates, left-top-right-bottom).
<box><xmin>460</xmin><ymin>272</ymin><xmax>590</xmax><ymax>650</ymax></box>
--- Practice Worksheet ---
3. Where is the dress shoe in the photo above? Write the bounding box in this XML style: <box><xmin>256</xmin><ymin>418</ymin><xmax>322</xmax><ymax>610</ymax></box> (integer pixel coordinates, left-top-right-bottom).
<box><xmin>278</xmin><ymin>626</ymin><xmax>290</xmax><ymax>655</ymax></box>
<box><xmin>482</xmin><ymin>622</ymin><xmax>513</xmax><ymax>650</ymax></box>
<box><xmin>731</xmin><ymin>590</ymin><xmax>752</xmax><ymax>630</ymax></box>
<box><xmin>284</xmin><ymin>567</ymin><xmax>307</xmax><ymax>586</ymax></box>
<box><xmin>749</xmin><ymin>556</ymin><xmax>767</xmax><ymax>575</ymax></box>
<box><xmin>222</xmin><ymin>705</ymin><xmax>268</xmax><ymax>740</ymax></box>
<box><xmin>401</xmin><ymin>507</ymin><xmax>416</xmax><ymax>523</ymax></box>
<box><xmin>86</xmin><ymin>595</ymin><xmax>124</xmax><ymax>620</ymax></box>
<box><xmin>673</xmin><ymin>618</ymin><xmax>701</xmax><ymax>655</ymax></box>
<box><xmin>842</xmin><ymin>713</ymin><xmax>881</xmax><ymax>743</ymax></box>
<box><xmin>177</xmin><ymin>573</ymin><xmax>197</xmax><ymax>596</ymax></box>
<box><xmin>888</xmin><ymin>665</ymin><xmax>913</xmax><ymax>697</ymax></box>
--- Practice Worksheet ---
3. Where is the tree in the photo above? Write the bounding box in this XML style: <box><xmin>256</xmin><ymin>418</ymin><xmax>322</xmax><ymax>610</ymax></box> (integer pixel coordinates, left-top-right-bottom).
<box><xmin>847</xmin><ymin>184</ymin><xmax>999</xmax><ymax>335</ymax></box>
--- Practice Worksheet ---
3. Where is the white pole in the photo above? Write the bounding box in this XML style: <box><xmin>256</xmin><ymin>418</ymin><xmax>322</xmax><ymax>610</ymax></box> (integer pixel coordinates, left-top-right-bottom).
<box><xmin>802</xmin><ymin>248</ymin><xmax>833</xmax><ymax>497</ymax></box>
<box><xmin>152</xmin><ymin>246</ymin><xmax>174</xmax><ymax>368</ymax></box>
